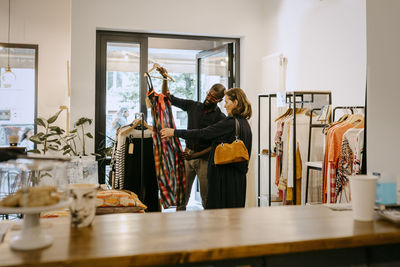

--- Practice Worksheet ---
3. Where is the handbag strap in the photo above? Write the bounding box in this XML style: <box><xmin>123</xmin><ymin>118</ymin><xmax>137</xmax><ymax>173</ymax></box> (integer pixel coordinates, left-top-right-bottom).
<box><xmin>235</xmin><ymin>118</ymin><xmax>240</xmax><ymax>139</ymax></box>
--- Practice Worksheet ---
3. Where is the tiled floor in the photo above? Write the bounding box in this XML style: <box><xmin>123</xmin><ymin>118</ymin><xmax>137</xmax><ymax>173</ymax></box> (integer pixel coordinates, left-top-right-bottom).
<box><xmin>162</xmin><ymin>178</ymin><xmax>204</xmax><ymax>212</ymax></box>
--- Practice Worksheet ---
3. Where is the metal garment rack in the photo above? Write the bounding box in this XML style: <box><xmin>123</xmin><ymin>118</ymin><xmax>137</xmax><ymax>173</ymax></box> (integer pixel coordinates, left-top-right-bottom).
<box><xmin>304</xmin><ymin>108</ymin><xmax>331</xmax><ymax>204</ymax></box>
<box><xmin>137</xmin><ymin>112</ymin><xmax>145</xmax><ymax>201</ymax></box>
<box><xmin>333</xmin><ymin>106</ymin><xmax>365</xmax><ymax>121</ymax></box>
<box><xmin>257</xmin><ymin>91</ymin><xmax>332</xmax><ymax>207</ymax></box>
<box><xmin>304</xmin><ymin>105</ymin><xmax>365</xmax><ymax>204</ymax></box>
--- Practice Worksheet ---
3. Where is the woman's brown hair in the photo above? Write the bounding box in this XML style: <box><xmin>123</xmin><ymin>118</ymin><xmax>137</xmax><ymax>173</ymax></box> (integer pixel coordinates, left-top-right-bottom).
<box><xmin>225</xmin><ymin>88</ymin><xmax>252</xmax><ymax>119</ymax></box>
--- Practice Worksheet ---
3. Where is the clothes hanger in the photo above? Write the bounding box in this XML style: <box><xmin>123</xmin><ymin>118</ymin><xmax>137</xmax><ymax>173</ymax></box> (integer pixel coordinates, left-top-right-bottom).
<box><xmin>132</xmin><ymin>118</ymin><xmax>152</xmax><ymax>130</ymax></box>
<box><xmin>275</xmin><ymin>108</ymin><xmax>293</xmax><ymax>122</ymax></box>
<box><xmin>119</xmin><ymin>118</ymin><xmax>152</xmax><ymax>136</ymax></box>
<box><xmin>295</xmin><ymin>107</ymin><xmax>308</xmax><ymax>114</ymax></box>
<box><xmin>144</xmin><ymin>63</ymin><xmax>175</xmax><ymax>82</ymax></box>
<box><xmin>323</xmin><ymin>112</ymin><xmax>349</xmax><ymax>134</ymax></box>
<box><xmin>116</xmin><ymin>123</ymin><xmax>133</xmax><ymax>135</ymax></box>
<box><xmin>347</xmin><ymin>114</ymin><xmax>364</xmax><ymax>125</ymax></box>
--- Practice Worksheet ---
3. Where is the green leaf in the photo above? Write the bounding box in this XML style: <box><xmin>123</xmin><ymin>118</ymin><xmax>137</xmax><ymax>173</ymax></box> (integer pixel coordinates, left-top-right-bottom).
<box><xmin>70</xmin><ymin>129</ymin><xmax>77</xmax><ymax>134</ymax></box>
<box><xmin>43</xmin><ymin>133</ymin><xmax>57</xmax><ymax>138</ymax></box>
<box><xmin>47</xmin><ymin>110</ymin><xmax>63</xmax><ymax>124</ymax></box>
<box><xmin>75</xmin><ymin>117</ymin><xmax>92</xmax><ymax>126</ymax></box>
<box><xmin>48</xmin><ymin>145</ymin><xmax>59</xmax><ymax>151</ymax></box>
<box><xmin>27</xmin><ymin>149</ymin><xmax>41</xmax><ymax>154</ymax></box>
<box><xmin>75</xmin><ymin>117</ymin><xmax>87</xmax><ymax>126</ymax></box>
<box><xmin>63</xmin><ymin>149</ymin><xmax>71</xmax><ymax>155</ymax></box>
<box><xmin>55</xmin><ymin>141</ymin><xmax>61</xmax><ymax>145</ymax></box>
<box><xmin>35</xmin><ymin>118</ymin><xmax>46</xmax><ymax>127</ymax></box>
<box><xmin>86</xmin><ymin>133</ymin><xmax>93</xmax><ymax>139</ymax></box>
<box><xmin>29</xmin><ymin>136</ymin><xmax>42</xmax><ymax>144</ymax></box>
<box><xmin>49</xmin><ymin>126</ymin><xmax>64</xmax><ymax>135</ymax></box>
<box><xmin>62</xmin><ymin>145</ymin><xmax>71</xmax><ymax>150</ymax></box>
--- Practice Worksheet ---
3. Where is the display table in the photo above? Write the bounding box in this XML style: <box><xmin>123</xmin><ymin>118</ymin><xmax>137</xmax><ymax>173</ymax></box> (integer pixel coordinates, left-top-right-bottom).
<box><xmin>1</xmin><ymin>205</ymin><xmax>400</xmax><ymax>266</ymax></box>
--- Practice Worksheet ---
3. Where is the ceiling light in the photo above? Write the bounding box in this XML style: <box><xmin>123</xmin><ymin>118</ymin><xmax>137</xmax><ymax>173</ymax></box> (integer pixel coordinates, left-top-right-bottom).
<box><xmin>1</xmin><ymin>0</ymin><xmax>16</xmax><ymax>88</ymax></box>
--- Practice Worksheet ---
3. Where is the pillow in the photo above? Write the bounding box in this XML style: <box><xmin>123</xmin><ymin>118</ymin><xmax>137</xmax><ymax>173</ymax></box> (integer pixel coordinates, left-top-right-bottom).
<box><xmin>96</xmin><ymin>190</ymin><xmax>147</xmax><ymax>210</ymax></box>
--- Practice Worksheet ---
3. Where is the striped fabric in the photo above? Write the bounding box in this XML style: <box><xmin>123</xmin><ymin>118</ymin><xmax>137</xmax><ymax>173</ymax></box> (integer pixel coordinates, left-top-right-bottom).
<box><xmin>147</xmin><ymin>86</ymin><xmax>186</xmax><ymax>209</ymax></box>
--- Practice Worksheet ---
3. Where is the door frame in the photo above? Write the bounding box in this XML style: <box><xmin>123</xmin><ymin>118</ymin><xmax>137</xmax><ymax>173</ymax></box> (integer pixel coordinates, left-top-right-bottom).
<box><xmin>95</xmin><ymin>30</ymin><xmax>240</xmax><ymax>184</ymax></box>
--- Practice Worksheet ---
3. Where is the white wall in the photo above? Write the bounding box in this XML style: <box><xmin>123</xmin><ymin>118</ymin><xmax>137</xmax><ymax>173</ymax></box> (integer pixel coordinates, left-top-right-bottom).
<box><xmin>70</xmin><ymin>0</ymin><xmax>265</xmax><ymax>206</ymax></box>
<box><xmin>0</xmin><ymin>0</ymin><xmax>367</xmax><ymax>206</ymax></box>
<box><xmin>262</xmin><ymin>0</ymin><xmax>366</xmax><ymax>108</ymax></box>
<box><xmin>0</xmin><ymin>0</ymin><xmax>71</xmax><ymax>127</ymax></box>
<box><xmin>366</xmin><ymin>0</ymin><xmax>400</xmax><ymax>180</ymax></box>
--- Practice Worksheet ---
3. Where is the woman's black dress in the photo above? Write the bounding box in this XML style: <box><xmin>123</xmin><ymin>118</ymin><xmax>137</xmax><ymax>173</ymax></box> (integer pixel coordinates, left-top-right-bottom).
<box><xmin>174</xmin><ymin>116</ymin><xmax>252</xmax><ymax>209</ymax></box>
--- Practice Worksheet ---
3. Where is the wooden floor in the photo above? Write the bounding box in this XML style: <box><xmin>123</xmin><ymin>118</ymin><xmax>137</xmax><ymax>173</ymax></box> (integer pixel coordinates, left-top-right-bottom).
<box><xmin>1</xmin><ymin>205</ymin><xmax>400</xmax><ymax>266</ymax></box>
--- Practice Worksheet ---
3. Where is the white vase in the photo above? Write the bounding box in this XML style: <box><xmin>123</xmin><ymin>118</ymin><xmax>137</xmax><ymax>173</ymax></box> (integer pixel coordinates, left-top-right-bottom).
<box><xmin>67</xmin><ymin>156</ymin><xmax>98</xmax><ymax>184</ymax></box>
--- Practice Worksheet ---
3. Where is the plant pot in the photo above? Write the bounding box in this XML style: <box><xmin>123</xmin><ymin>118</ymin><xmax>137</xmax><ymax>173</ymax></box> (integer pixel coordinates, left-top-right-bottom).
<box><xmin>66</xmin><ymin>156</ymin><xmax>98</xmax><ymax>184</ymax></box>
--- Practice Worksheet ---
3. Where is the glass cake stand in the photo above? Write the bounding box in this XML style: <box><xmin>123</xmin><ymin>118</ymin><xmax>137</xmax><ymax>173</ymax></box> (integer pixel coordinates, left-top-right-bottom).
<box><xmin>0</xmin><ymin>199</ymin><xmax>71</xmax><ymax>250</ymax></box>
<box><xmin>0</xmin><ymin>157</ymin><xmax>70</xmax><ymax>250</ymax></box>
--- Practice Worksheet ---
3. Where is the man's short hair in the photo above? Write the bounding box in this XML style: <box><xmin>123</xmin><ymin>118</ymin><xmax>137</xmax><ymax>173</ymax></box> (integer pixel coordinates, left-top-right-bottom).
<box><xmin>210</xmin><ymin>83</ymin><xmax>226</xmax><ymax>99</ymax></box>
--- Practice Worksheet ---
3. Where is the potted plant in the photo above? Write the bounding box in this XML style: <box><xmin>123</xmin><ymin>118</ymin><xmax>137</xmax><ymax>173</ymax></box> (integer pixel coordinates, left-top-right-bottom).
<box><xmin>29</xmin><ymin>109</ymin><xmax>99</xmax><ymax>184</ymax></box>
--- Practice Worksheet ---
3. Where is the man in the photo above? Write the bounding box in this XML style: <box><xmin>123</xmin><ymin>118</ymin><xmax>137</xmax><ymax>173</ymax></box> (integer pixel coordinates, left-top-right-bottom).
<box><xmin>169</xmin><ymin>83</ymin><xmax>226</xmax><ymax>210</ymax></box>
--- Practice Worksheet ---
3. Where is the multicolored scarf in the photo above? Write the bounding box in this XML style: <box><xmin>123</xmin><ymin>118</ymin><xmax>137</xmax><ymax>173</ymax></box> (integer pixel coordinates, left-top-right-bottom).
<box><xmin>146</xmin><ymin>75</ymin><xmax>186</xmax><ymax>209</ymax></box>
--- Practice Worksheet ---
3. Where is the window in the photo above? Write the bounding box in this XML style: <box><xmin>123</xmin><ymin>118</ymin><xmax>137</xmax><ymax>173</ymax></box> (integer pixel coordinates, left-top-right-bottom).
<box><xmin>0</xmin><ymin>44</ymin><xmax>38</xmax><ymax>149</ymax></box>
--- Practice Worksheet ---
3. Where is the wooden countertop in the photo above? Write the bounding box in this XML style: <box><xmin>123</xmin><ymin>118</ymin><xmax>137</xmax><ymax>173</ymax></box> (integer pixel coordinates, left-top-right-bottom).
<box><xmin>1</xmin><ymin>205</ymin><xmax>400</xmax><ymax>266</ymax></box>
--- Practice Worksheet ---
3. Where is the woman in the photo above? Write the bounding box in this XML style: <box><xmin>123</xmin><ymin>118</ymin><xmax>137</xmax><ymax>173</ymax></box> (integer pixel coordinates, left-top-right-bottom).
<box><xmin>161</xmin><ymin>88</ymin><xmax>252</xmax><ymax>209</ymax></box>
<box><xmin>112</xmin><ymin>107</ymin><xmax>129</xmax><ymax>130</ymax></box>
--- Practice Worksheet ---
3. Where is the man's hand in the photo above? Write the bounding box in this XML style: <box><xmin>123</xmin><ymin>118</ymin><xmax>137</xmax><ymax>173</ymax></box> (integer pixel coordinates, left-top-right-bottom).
<box><xmin>181</xmin><ymin>151</ymin><xmax>193</xmax><ymax>160</ymax></box>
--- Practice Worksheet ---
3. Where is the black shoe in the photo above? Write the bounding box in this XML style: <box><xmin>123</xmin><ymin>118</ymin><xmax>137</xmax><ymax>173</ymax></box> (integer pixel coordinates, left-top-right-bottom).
<box><xmin>176</xmin><ymin>206</ymin><xmax>186</xmax><ymax>211</ymax></box>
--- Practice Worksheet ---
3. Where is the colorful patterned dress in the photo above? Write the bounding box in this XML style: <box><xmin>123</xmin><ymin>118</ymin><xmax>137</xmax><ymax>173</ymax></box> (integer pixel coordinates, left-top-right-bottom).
<box><xmin>146</xmin><ymin>75</ymin><xmax>186</xmax><ymax>208</ymax></box>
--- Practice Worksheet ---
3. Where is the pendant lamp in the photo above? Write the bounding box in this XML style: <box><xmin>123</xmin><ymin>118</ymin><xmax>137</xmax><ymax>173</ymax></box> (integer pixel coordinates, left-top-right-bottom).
<box><xmin>1</xmin><ymin>0</ymin><xmax>16</xmax><ymax>88</ymax></box>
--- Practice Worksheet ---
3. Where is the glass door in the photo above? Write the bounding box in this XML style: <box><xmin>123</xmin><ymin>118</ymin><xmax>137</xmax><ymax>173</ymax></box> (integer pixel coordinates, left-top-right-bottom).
<box><xmin>95</xmin><ymin>34</ymin><xmax>147</xmax><ymax>184</ymax></box>
<box><xmin>105</xmin><ymin>42</ymin><xmax>141</xmax><ymax>145</ymax></box>
<box><xmin>196</xmin><ymin>43</ymin><xmax>234</xmax><ymax>105</ymax></box>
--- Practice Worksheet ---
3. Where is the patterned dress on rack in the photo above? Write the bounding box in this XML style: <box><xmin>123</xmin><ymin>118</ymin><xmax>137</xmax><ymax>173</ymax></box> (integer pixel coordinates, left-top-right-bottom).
<box><xmin>146</xmin><ymin>76</ymin><xmax>186</xmax><ymax>209</ymax></box>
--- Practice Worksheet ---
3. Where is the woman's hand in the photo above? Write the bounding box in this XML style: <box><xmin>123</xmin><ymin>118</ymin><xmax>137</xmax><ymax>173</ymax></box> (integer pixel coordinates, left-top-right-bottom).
<box><xmin>160</xmin><ymin>128</ymin><xmax>175</xmax><ymax>139</ymax></box>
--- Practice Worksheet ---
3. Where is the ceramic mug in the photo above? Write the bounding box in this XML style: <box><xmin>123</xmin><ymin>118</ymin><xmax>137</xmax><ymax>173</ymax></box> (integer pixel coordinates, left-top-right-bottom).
<box><xmin>68</xmin><ymin>183</ymin><xmax>99</xmax><ymax>227</ymax></box>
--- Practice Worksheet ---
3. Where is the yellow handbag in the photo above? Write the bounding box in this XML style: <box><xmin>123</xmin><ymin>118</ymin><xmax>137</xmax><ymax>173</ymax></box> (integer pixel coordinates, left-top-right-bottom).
<box><xmin>214</xmin><ymin>118</ymin><xmax>249</xmax><ymax>165</ymax></box>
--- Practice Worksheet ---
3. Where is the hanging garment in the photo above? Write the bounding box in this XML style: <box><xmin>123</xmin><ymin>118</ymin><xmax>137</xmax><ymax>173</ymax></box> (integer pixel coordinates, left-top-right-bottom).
<box><xmin>323</xmin><ymin>122</ymin><xmax>353</xmax><ymax>203</ymax></box>
<box><xmin>112</xmin><ymin>125</ymin><xmax>152</xmax><ymax>189</ymax></box>
<box><xmin>278</xmin><ymin>111</ymin><xmax>320</xmax><ymax>205</ymax></box>
<box><xmin>146</xmin><ymin>76</ymin><xmax>186</xmax><ymax>209</ymax></box>
<box><xmin>336</xmin><ymin>128</ymin><xmax>364</xmax><ymax>203</ymax></box>
<box><xmin>124</xmin><ymin>136</ymin><xmax>160</xmax><ymax>212</ymax></box>
<box><xmin>336</xmin><ymin>137</ymin><xmax>353</xmax><ymax>199</ymax></box>
<box><xmin>274</xmin><ymin>119</ymin><xmax>284</xmax><ymax>199</ymax></box>
<box><xmin>352</xmin><ymin>129</ymin><xmax>364</xmax><ymax>175</ymax></box>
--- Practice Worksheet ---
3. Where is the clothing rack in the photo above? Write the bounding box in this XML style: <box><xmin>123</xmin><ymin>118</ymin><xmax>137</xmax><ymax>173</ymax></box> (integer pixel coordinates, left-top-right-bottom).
<box><xmin>136</xmin><ymin>112</ymin><xmax>145</xmax><ymax>201</ymax></box>
<box><xmin>113</xmin><ymin>113</ymin><xmax>147</xmax><ymax>199</ymax></box>
<box><xmin>333</xmin><ymin>106</ymin><xmax>365</xmax><ymax>121</ymax></box>
<box><xmin>325</xmin><ymin>105</ymin><xmax>365</xmax><ymax>204</ymax></box>
<box><xmin>257</xmin><ymin>91</ymin><xmax>332</xmax><ymax>206</ymax></box>
<box><xmin>304</xmin><ymin>108</ymin><xmax>331</xmax><ymax>204</ymax></box>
